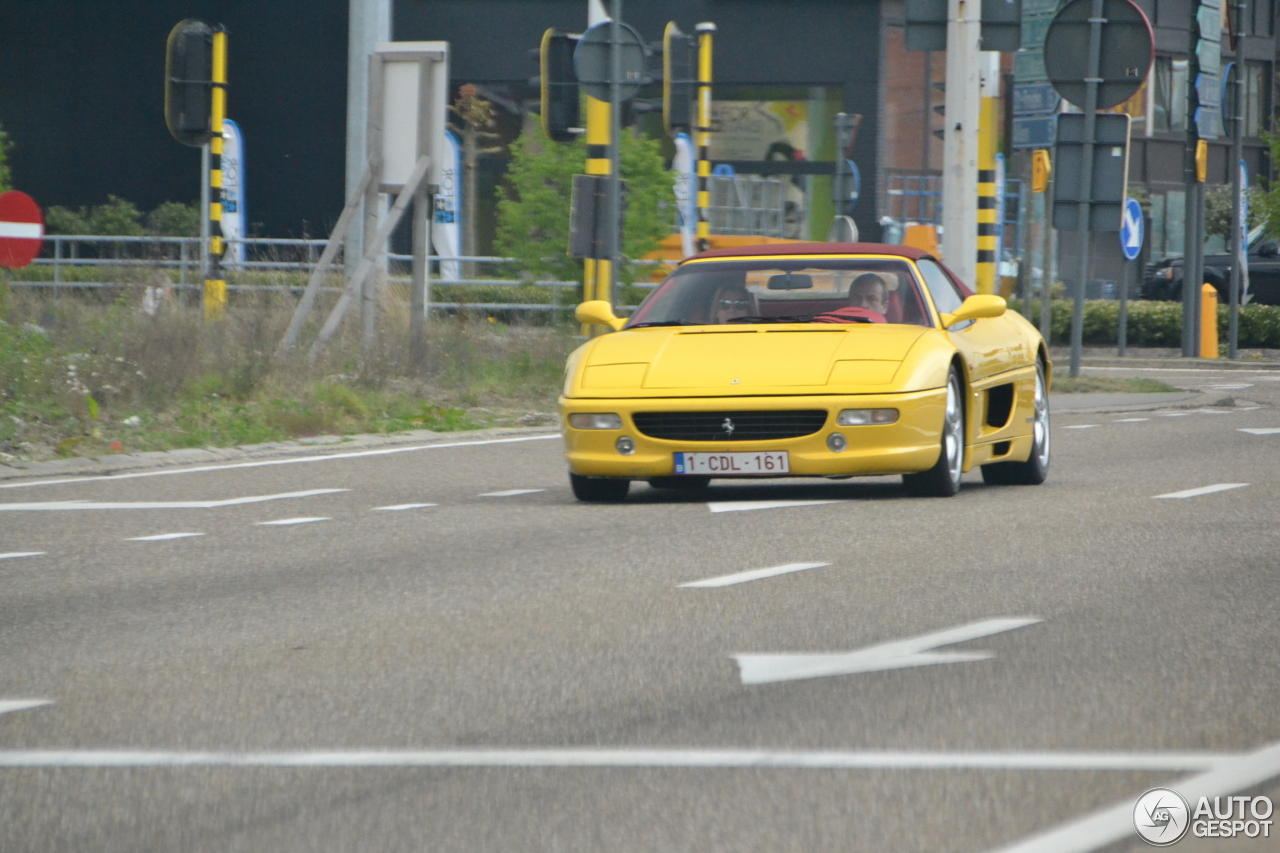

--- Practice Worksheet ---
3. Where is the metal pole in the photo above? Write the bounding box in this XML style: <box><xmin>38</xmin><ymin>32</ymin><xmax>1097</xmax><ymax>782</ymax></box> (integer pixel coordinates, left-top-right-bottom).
<box><xmin>1069</xmin><ymin>0</ymin><xmax>1105</xmax><ymax>378</ymax></box>
<box><xmin>204</xmin><ymin>28</ymin><xmax>228</xmax><ymax>321</ymax></box>
<box><xmin>200</xmin><ymin>143</ymin><xmax>211</xmax><ymax>287</ymax></box>
<box><xmin>1119</xmin><ymin>258</ymin><xmax>1129</xmax><ymax>356</ymax></box>
<box><xmin>410</xmin><ymin>183</ymin><xmax>428</xmax><ymax>368</ymax></box>
<box><xmin>1044</xmin><ymin>222</ymin><xmax>1058</xmax><ymax>341</ymax></box>
<box><xmin>695</xmin><ymin>23</ymin><xmax>715</xmax><ymax>252</ymax></box>
<box><xmin>53</xmin><ymin>236</ymin><xmax>61</xmax><ymax>300</ymax></box>
<box><xmin>607</xmin><ymin>0</ymin><xmax>623</xmax><ymax>307</ymax></box>
<box><xmin>941</xmin><ymin>0</ymin><xmax>981</xmax><ymax>287</ymax></box>
<box><xmin>1228</xmin><ymin>6</ymin><xmax>1246</xmax><ymax>359</ymax></box>
<box><xmin>1182</xmin><ymin>0</ymin><xmax>1203</xmax><ymax>356</ymax></box>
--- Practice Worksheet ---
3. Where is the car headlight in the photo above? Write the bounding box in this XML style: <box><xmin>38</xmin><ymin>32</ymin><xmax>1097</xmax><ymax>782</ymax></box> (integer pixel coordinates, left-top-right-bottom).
<box><xmin>1155</xmin><ymin>267</ymin><xmax>1175</xmax><ymax>281</ymax></box>
<box><xmin>568</xmin><ymin>413</ymin><xmax>623</xmax><ymax>430</ymax></box>
<box><xmin>837</xmin><ymin>408</ymin><xmax>898</xmax><ymax>426</ymax></box>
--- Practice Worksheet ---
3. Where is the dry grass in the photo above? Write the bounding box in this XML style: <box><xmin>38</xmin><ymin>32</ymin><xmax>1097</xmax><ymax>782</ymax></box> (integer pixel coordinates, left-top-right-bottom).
<box><xmin>0</xmin><ymin>277</ymin><xmax>577</xmax><ymax>462</ymax></box>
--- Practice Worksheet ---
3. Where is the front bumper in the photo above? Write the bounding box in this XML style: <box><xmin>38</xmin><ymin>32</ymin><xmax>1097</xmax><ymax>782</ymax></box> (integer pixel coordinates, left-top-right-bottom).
<box><xmin>559</xmin><ymin>389</ymin><xmax>946</xmax><ymax>479</ymax></box>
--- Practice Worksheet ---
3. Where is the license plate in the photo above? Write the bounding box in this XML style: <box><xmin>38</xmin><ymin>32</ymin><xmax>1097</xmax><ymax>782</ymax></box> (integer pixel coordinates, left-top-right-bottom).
<box><xmin>673</xmin><ymin>451</ymin><xmax>789</xmax><ymax>475</ymax></box>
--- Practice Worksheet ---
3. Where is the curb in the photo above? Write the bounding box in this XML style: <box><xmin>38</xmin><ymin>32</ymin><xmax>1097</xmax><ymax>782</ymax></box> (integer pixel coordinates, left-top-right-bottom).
<box><xmin>0</xmin><ymin>425</ymin><xmax>563</xmax><ymax>484</ymax></box>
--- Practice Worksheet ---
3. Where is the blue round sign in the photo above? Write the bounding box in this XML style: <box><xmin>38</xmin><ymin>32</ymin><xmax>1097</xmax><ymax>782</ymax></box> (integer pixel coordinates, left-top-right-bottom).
<box><xmin>1120</xmin><ymin>197</ymin><xmax>1143</xmax><ymax>260</ymax></box>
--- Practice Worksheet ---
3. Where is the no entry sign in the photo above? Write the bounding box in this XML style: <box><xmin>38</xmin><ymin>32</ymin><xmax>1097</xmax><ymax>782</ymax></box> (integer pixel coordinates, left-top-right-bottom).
<box><xmin>0</xmin><ymin>190</ymin><xmax>45</xmax><ymax>269</ymax></box>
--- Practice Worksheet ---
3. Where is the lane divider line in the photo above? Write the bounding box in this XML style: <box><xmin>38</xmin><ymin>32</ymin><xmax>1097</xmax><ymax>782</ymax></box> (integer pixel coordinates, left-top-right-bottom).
<box><xmin>372</xmin><ymin>503</ymin><xmax>439</xmax><ymax>511</ymax></box>
<box><xmin>1153</xmin><ymin>483</ymin><xmax>1249</xmax><ymax>499</ymax></box>
<box><xmin>0</xmin><ymin>488</ymin><xmax>347</xmax><ymax>512</ymax></box>
<box><xmin>256</xmin><ymin>517</ymin><xmax>330</xmax><ymax>526</ymax></box>
<box><xmin>0</xmin><ymin>552</ymin><xmax>44</xmax><ymax>560</ymax></box>
<box><xmin>1062</xmin><ymin>425</ymin><xmax>1098</xmax><ymax>430</ymax></box>
<box><xmin>1114</xmin><ymin>418</ymin><xmax>1149</xmax><ymax>423</ymax></box>
<box><xmin>1240</xmin><ymin>428</ymin><xmax>1280</xmax><ymax>435</ymax></box>
<box><xmin>0</xmin><ymin>748</ymin><xmax>1240</xmax><ymax>771</ymax></box>
<box><xmin>0</xmin><ymin>434</ymin><xmax>561</xmax><ymax>491</ymax></box>
<box><xmin>708</xmin><ymin>499</ymin><xmax>844</xmax><ymax>514</ymax></box>
<box><xmin>125</xmin><ymin>533</ymin><xmax>205</xmax><ymax>542</ymax></box>
<box><xmin>680</xmin><ymin>562</ymin><xmax>830</xmax><ymax>588</ymax></box>
<box><xmin>981</xmin><ymin>737</ymin><xmax>1280</xmax><ymax>853</ymax></box>
<box><xmin>0</xmin><ymin>700</ymin><xmax>52</xmax><ymax>716</ymax></box>
<box><xmin>479</xmin><ymin>489</ymin><xmax>545</xmax><ymax>498</ymax></box>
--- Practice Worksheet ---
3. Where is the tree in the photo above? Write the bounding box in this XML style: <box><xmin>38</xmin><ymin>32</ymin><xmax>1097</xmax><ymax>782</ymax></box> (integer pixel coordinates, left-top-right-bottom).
<box><xmin>1205</xmin><ymin>184</ymin><xmax>1263</xmax><ymax>241</ymax></box>
<box><xmin>450</xmin><ymin>84</ymin><xmax>503</xmax><ymax>278</ymax></box>
<box><xmin>495</xmin><ymin>123</ymin><xmax>670</xmax><ymax>286</ymax></box>
<box><xmin>1254</xmin><ymin>126</ymin><xmax>1280</xmax><ymax>239</ymax></box>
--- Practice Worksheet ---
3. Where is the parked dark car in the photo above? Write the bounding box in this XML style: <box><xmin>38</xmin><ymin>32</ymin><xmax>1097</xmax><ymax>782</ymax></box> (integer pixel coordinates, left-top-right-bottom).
<box><xmin>1142</xmin><ymin>226</ymin><xmax>1280</xmax><ymax>305</ymax></box>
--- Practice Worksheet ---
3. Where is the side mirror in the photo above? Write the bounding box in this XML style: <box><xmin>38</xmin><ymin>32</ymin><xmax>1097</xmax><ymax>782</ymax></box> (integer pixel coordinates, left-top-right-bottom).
<box><xmin>1258</xmin><ymin>241</ymin><xmax>1279</xmax><ymax>258</ymax></box>
<box><xmin>939</xmin><ymin>294</ymin><xmax>1006</xmax><ymax>329</ymax></box>
<box><xmin>575</xmin><ymin>300</ymin><xmax>626</xmax><ymax>331</ymax></box>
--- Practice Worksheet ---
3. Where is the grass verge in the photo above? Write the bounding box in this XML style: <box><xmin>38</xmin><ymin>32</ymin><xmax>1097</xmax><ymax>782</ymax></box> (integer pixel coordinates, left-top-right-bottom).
<box><xmin>1050</xmin><ymin>376</ymin><xmax>1181</xmax><ymax>393</ymax></box>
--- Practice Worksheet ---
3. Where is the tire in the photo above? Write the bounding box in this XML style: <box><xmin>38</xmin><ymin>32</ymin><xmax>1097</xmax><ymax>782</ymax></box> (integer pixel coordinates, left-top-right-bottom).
<box><xmin>647</xmin><ymin>476</ymin><xmax>711</xmax><ymax>490</ymax></box>
<box><xmin>569</xmin><ymin>472</ymin><xmax>630</xmax><ymax>502</ymax></box>
<box><xmin>981</xmin><ymin>361</ymin><xmax>1050</xmax><ymax>486</ymax></box>
<box><xmin>903</xmin><ymin>366</ymin><xmax>965</xmax><ymax>498</ymax></box>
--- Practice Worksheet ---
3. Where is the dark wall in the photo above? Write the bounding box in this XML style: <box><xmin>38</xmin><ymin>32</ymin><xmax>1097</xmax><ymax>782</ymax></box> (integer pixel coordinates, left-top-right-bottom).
<box><xmin>399</xmin><ymin>0</ymin><xmax>886</xmax><ymax>238</ymax></box>
<box><xmin>0</xmin><ymin>0</ymin><xmax>347</xmax><ymax>237</ymax></box>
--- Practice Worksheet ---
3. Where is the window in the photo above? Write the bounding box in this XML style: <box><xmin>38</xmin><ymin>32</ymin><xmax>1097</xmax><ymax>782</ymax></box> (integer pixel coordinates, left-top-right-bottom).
<box><xmin>916</xmin><ymin>258</ymin><xmax>965</xmax><ymax>316</ymax></box>
<box><xmin>1153</xmin><ymin>57</ymin><xmax>1189</xmax><ymax>132</ymax></box>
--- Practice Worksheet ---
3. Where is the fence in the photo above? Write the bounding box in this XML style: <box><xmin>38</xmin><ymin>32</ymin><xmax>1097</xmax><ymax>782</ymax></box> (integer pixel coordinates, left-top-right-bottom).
<box><xmin>6</xmin><ymin>235</ymin><xmax>667</xmax><ymax>315</ymax></box>
<box><xmin>706</xmin><ymin>175</ymin><xmax>787</xmax><ymax>237</ymax></box>
<box><xmin>882</xmin><ymin>172</ymin><xmax>1024</xmax><ymax>262</ymax></box>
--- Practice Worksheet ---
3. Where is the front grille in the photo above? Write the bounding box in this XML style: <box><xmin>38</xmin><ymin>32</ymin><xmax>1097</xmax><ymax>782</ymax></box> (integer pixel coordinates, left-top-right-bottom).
<box><xmin>631</xmin><ymin>410</ymin><xmax>828</xmax><ymax>442</ymax></box>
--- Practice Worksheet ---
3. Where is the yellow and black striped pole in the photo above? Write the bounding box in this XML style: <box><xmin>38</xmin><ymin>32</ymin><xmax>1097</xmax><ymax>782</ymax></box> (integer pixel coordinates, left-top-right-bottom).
<box><xmin>204</xmin><ymin>26</ymin><xmax>228</xmax><ymax>320</ymax></box>
<box><xmin>695</xmin><ymin>22</ymin><xmax>715</xmax><ymax>253</ymax></box>
<box><xmin>975</xmin><ymin>88</ymin><xmax>998</xmax><ymax>295</ymax></box>
<box><xmin>582</xmin><ymin>95</ymin><xmax>611</xmax><ymax>335</ymax></box>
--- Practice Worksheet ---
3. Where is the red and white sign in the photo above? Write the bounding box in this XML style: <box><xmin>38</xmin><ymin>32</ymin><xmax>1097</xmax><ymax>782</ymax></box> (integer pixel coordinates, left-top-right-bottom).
<box><xmin>0</xmin><ymin>191</ymin><xmax>44</xmax><ymax>269</ymax></box>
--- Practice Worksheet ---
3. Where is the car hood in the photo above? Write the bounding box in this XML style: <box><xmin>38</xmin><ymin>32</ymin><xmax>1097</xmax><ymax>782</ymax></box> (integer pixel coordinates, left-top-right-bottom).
<box><xmin>566</xmin><ymin>324</ymin><xmax>935</xmax><ymax>398</ymax></box>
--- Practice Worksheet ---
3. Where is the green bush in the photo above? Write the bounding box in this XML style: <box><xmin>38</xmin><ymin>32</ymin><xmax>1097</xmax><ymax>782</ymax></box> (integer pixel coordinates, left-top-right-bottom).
<box><xmin>1015</xmin><ymin>299</ymin><xmax>1280</xmax><ymax>348</ymax></box>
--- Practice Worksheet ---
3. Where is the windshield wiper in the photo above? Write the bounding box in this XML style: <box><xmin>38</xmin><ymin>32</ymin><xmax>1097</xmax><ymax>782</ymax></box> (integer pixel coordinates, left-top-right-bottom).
<box><xmin>626</xmin><ymin>320</ymin><xmax>690</xmax><ymax>328</ymax></box>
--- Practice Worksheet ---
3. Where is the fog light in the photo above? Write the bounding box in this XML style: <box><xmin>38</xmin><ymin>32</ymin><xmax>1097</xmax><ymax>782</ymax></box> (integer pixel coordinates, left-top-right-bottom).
<box><xmin>826</xmin><ymin>432</ymin><xmax>847</xmax><ymax>453</ymax></box>
<box><xmin>569</xmin><ymin>412</ymin><xmax>623</xmax><ymax>430</ymax></box>
<box><xmin>616</xmin><ymin>436</ymin><xmax>636</xmax><ymax>455</ymax></box>
<box><xmin>837</xmin><ymin>408</ymin><xmax>898</xmax><ymax>426</ymax></box>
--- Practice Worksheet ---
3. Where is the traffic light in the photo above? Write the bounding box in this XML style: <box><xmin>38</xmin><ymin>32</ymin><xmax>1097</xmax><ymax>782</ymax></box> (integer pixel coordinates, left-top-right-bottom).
<box><xmin>1192</xmin><ymin>0</ymin><xmax>1223</xmax><ymax>139</ymax></box>
<box><xmin>662</xmin><ymin>22</ymin><xmax>697</xmax><ymax>135</ymax></box>
<box><xmin>540</xmin><ymin>29</ymin><xmax>580</xmax><ymax>143</ymax></box>
<box><xmin>165</xmin><ymin>19</ymin><xmax>215</xmax><ymax>147</ymax></box>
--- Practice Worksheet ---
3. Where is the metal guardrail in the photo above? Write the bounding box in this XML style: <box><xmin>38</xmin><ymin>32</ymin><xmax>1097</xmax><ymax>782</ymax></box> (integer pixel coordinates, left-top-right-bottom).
<box><xmin>8</xmin><ymin>235</ymin><xmax>664</xmax><ymax>311</ymax></box>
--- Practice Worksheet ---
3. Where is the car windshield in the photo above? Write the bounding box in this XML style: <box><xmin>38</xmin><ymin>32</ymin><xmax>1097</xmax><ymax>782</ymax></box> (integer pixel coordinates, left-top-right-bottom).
<box><xmin>626</xmin><ymin>258</ymin><xmax>933</xmax><ymax>328</ymax></box>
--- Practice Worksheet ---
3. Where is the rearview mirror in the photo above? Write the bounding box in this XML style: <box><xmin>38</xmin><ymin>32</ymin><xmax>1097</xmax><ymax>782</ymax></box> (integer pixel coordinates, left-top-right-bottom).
<box><xmin>766</xmin><ymin>272</ymin><xmax>814</xmax><ymax>290</ymax></box>
<box><xmin>939</xmin><ymin>294</ymin><xmax>1006</xmax><ymax>329</ymax></box>
<box><xmin>575</xmin><ymin>300</ymin><xmax>626</xmax><ymax>331</ymax></box>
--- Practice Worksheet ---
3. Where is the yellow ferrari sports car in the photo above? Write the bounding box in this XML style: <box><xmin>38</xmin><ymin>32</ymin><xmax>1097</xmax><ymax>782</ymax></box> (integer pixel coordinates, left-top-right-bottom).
<box><xmin>560</xmin><ymin>242</ymin><xmax>1050</xmax><ymax>502</ymax></box>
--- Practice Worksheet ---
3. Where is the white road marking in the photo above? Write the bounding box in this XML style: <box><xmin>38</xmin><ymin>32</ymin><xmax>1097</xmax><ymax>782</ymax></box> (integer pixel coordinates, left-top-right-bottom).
<box><xmin>1062</xmin><ymin>425</ymin><xmax>1098</xmax><ymax>430</ymax></box>
<box><xmin>0</xmin><ymin>552</ymin><xmax>44</xmax><ymax>560</ymax></box>
<box><xmin>1206</xmin><ymin>383</ymin><xmax>1253</xmax><ymax>389</ymax></box>
<box><xmin>125</xmin><ymin>533</ymin><xmax>205</xmax><ymax>542</ymax></box>
<box><xmin>372</xmin><ymin>503</ymin><xmax>439</xmax><ymax>511</ymax></box>
<box><xmin>680</xmin><ymin>562</ymin><xmax>830</xmax><ymax>588</ymax></box>
<box><xmin>708</xmin><ymin>499</ymin><xmax>844</xmax><ymax>514</ymax></box>
<box><xmin>982</xmin><ymin>738</ymin><xmax>1280</xmax><ymax>853</ymax></box>
<box><xmin>1239</xmin><ymin>406</ymin><xmax>1261</xmax><ymax>410</ymax></box>
<box><xmin>1114</xmin><ymin>418</ymin><xmax>1149</xmax><ymax>423</ymax></box>
<box><xmin>733</xmin><ymin>617</ymin><xmax>1042</xmax><ymax>686</ymax></box>
<box><xmin>1153</xmin><ymin>483</ymin><xmax>1249</xmax><ymax>499</ymax></box>
<box><xmin>479</xmin><ymin>489</ymin><xmax>544</xmax><ymax>497</ymax></box>
<box><xmin>1240</xmin><ymin>427</ymin><xmax>1280</xmax><ymax>435</ymax></box>
<box><xmin>0</xmin><ymin>488</ymin><xmax>346</xmax><ymax>511</ymax></box>
<box><xmin>256</xmin><ymin>517</ymin><xmax>330</xmax><ymax>526</ymax></box>
<box><xmin>0</xmin><ymin>434</ymin><xmax>560</xmax><ymax>491</ymax></box>
<box><xmin>0</xmin><ymin>748</ymin><xmax>1236</xmax><ymax>771</ymax></box>
<box><xmin>1197</xmin><ymin>409</ymin><xmax>1230</xmax><ymax>414</ymax></box>
<box><xmin>1159</xmin><ymin>412</ymin><xmax>1191</xmax><ymax>417</ymax></box>
<box><xmin>0</xmin><ymin>700</ymin><xmax>52</xmax><ymax>716</ymax></box>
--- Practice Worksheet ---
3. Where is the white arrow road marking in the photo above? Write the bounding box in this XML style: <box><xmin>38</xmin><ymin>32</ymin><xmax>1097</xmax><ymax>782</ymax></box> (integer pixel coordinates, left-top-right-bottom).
<box><xmin>982</xmin><ymin>737</ymin><xmax>1280</xmax><ymax>853</ymax></box>
<box><xmin>479</xmin><ymin>489</ymin><xmax>544</xmax><ymax>497</ymax></box>
<box><xmin>1240</xmin><ymin>427</ymin><xmax>1280</xmax><ymax>435</ymax></box>
<box><xmin>372</xmin><ymin>503</ymin><xmax>438</xmax><ymax>511</ymax></box>
<box><xmin>0</xmin><ymin>700</ymin><xmax>52</xmax><ymax>716</ymax></box>
<box><xmin>125</xmin><ymin>533</ymin><xmax>205</xmax><ymax>541</ymax></box>
<box><xmin>0</xmin><ymin>488</ymin><xmax>347</xmax><ymax>511</ymax></box>
<box><xmin>0</xmin><ymin>552</ymin><xmax>44</xmax><ymax>560</ymax></box>
<box><xmin>733</xmin><ymin>617</ymin><xmax>1042</xmax><ymax>686</ymax></box>
<box><xmin>0</xmin><ymin>747</ymin><xmax>1237</xmax><ymax>771</ymax></box>
<box><xmin>708</xmin><ymin>499</ymin><xmax>844</xmax><ymax>514</ymax></box>
<box><xmin>680</xmin><ymin>562</ymin><xmax>829</xmax><ymax>588</ymax></box>
<box><xmin>257</xmin><ymin>517</ymin><xmax>329</xmax><ymax>526</ymax></box>
<box><xmin>1153</xmin><ymin>483</ymin><xmax>1249</xmax><ymax>499</ymax></box>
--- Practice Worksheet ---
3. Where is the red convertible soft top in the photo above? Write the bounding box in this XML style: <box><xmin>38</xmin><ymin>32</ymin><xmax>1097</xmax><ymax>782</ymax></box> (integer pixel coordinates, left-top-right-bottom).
<box><xmin>686</xmin><ymin>242</ymin><xmax>934</xmax><ymax>262</ymax></box>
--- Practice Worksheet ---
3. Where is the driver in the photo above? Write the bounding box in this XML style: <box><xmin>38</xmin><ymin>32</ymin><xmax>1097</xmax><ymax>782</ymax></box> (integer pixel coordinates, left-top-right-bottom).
<box><xmin>847</xmin><ymin>273</ymin><xmax>888</xmax><ymax>315</ymax></box>
<box><xmin>710</xmin><ymin>282</ymin><xmax>752</xmax><ymax>324</ymax></box>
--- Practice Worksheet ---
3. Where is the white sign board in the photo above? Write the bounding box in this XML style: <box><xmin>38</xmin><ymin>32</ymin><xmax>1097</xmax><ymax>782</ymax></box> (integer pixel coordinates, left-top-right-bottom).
<box><xmin>373</xmin><ymin>42</ymin><xmax>449</xmax><ymax>192</ymax></box>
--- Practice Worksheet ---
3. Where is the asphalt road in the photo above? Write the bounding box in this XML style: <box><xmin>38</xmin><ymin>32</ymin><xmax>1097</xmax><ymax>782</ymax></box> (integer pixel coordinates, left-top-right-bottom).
<box><xmin>2</xmin><ymin>365</ymin><xmax>1280</xmax><ymax>852</ymax></box>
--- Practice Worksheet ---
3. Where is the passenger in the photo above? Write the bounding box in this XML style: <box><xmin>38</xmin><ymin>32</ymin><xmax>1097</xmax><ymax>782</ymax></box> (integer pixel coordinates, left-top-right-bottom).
<box><xmin>710</xmin><ymin>283</ymin><xmax>752</xmax><ymax>324</ymax></box>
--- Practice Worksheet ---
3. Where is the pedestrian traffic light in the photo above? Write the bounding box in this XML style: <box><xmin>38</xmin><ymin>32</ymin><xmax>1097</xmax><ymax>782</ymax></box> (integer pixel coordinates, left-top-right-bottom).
<box><xmin>662</xmin><ymin>22</ymin><xmax>697</xmax><ymax>135</ymax></box>
<box><xmin>165</xmin><ymin>19</ymin><xmax>215</xmax><ymax>147</ymax></box>
<box><xmin>540</xmin><ymin>29</ymin><xmax>581</xmax><ymax>143</ymax></box>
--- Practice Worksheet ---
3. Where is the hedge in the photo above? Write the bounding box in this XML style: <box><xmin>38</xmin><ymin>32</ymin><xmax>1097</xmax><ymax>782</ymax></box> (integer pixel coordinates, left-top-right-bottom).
<box><xmin>1009</xmin><ymin>300</ymin><xmax>1280</xmax><ymax>349</ymax></box>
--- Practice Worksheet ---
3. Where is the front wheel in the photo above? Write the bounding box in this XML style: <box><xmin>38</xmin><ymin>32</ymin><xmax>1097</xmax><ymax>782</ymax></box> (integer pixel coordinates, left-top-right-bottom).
<box><xmin>981</xmin><ymin>361</ymin><xmax>1050</xmax><ymax>486</ymax></box>
<box><xmin>903</xmin><ymin>366</ymin><xmax>965</xmax><ymax>498</ymax></box>
<box><xmin>569</xmin><ymin>472</ymin><xmax>630</xmax><ymax>502</ymax></box>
